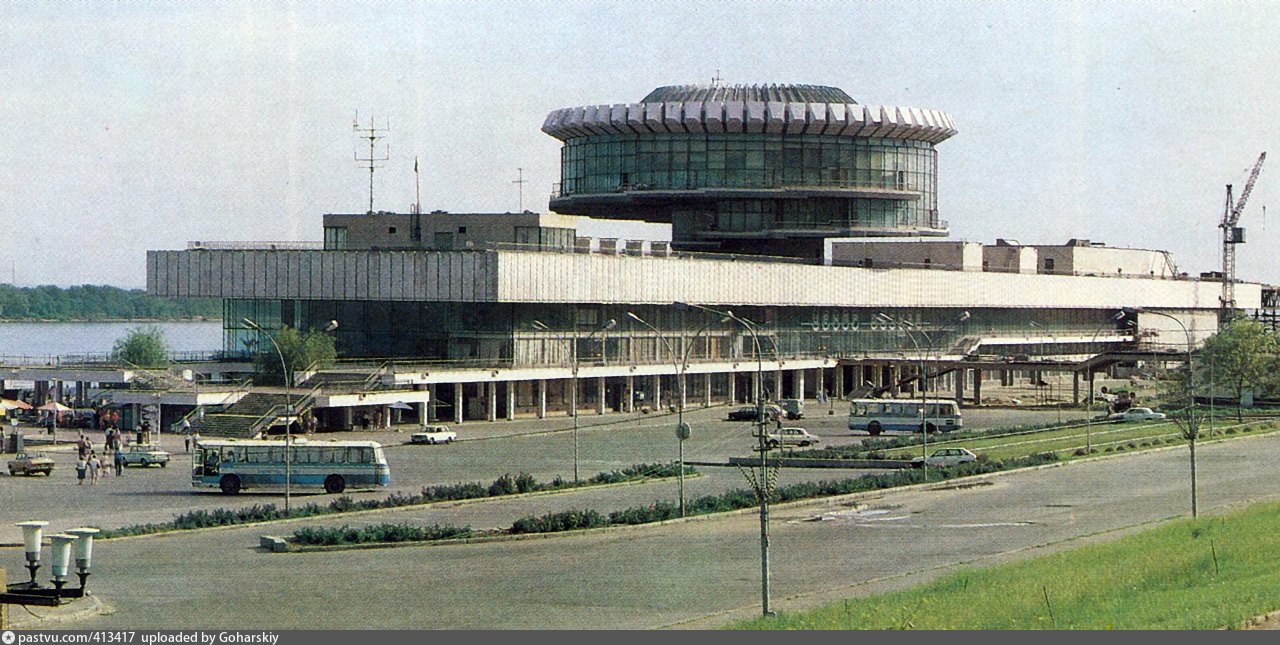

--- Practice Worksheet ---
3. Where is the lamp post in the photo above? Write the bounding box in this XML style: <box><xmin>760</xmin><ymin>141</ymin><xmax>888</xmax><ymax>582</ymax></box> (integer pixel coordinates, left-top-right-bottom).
<box><xmin>676</xmin><ymin>301</ymin><xmax>775</xmax><ymax>617</ymax></box>
<box><xmin>877</xmin><ymin>313</ymin><xmax>931</xmax><ymax>480</ymax></box>
<box><xmin>242</xmin><ymin>318</ymin><xmax>337</xmax><ymax>513</ymax></box>
<box><xmin>627</xmin><ymin>310</ymin><xmax>723</xmax><ymax>518</ymax></box>
<box><xmin>1125</xmin><ymin>307</ymin><xmax>1198</xmax><ymax>517</ymax></box>
<box><xmin>1084</xmin><ymin>311</ymin><xmax>1129</xmax><ymax>455</ymax></box>
<box><xmin>532</xmin><ymin>318</ymin><xmax>616</xmax><ymax>483</ymax></box>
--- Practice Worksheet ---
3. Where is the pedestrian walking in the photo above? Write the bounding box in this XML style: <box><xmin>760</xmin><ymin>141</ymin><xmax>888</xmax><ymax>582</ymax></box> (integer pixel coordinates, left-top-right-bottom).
<box><xmin>75</xmin><ymin>456</ymin><xmax>87</xmax><ymax>485</ymax></box>
<box><xmin>191</xmin><ymin>431</ymin><xmax>201</xmax><ymax>450</ymax></box>
<box><xmin>88</xmin><ymin>451</ymin><xmax>101</xmax><ymax>485</ymax></box>
<box><xmin>114</xmin><ymin>446</ymin><xmax>125</xmax><ymax>476</ymax></box>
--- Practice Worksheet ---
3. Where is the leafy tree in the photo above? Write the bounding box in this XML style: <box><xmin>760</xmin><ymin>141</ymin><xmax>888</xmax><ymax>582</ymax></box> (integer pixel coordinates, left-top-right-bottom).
<box><xmin>112</xmin><ymin>326</ymin><xmax>171</xmax><ymax>367</ymax></box>
<box><xmin>1195</xmin><ymin>319</ymin><xmax>1280</xmax><ymax>421</ymax></box>
<box><xmin>251</xmin><ymin>325</ymin><xmax>338</xmax><ymax>385</ymax></box>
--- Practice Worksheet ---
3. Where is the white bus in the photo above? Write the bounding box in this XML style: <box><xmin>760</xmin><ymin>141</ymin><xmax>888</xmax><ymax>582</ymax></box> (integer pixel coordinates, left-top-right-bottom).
<box><xmin>192</xmin><ymin>438</ymin><xmax>390</xmax><ymax>495</ymax></box>
<box><xmin>848</xmin><ymin>398</ymin><xmax>963</xmax><ymax>436</ymax></box>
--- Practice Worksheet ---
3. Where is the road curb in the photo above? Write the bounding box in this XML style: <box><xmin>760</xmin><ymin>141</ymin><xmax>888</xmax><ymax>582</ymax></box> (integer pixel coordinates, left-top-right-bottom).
<box><xmin>7</xmin><ymin>591</ymin><xmax>105</xmax><ymax>629</ymax></box>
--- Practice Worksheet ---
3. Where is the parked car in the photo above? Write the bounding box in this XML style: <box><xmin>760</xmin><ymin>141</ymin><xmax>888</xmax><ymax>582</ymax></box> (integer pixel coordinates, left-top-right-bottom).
<box><xmin>761</xmin><ymin>427</ymin><xmax>821</xmax><ymax>448</ymax></box>
<box><xmin>911</xmin><ymin>447</ymin><xmax>978</xmax><ymax>469</ymax></box>
<box><xmin>8</xmin><ymin>451</ymin><xmax>54</xmax><ymax>476</ymax></box>
<box><xmin>777</xmin><ymin>398</ymin><xmax>805</xmax><ymax>419</ymax></box>
<box><xmin>120</xmin><ymin>444</ymin><xmax>171</xmax><ymax>467</ymax></box>
<box><xmin>727</xmin><ymin>404</ymin><xmax>783</xmax><ymax>421</ymax></box>
<box><xmin>411</xmin><ymin>425</ymin><xmax>457</xmax><ymax>445</ymax></box>
<box><xmin>1108</xmin><ymin>407</ymin><xmax>1167</xmax><ymax>423</ymax></box>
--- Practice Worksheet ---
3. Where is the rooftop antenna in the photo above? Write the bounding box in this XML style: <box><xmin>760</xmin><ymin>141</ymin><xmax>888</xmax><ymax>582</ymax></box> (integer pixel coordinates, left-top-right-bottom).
<box><xmin>412</xmin><ymin>156</ymin><xmax>422</xmax><ymax>243</ymax></box>
<box><xmin>512</xmin><ymin>167</ymin><xmax>527</xmax><ymax>213</ymax></box>
<box><xmin>711</xmin><ymin>69</ymin><xmax>722</xmax><ymax>86</ymax></box>
<box><xmin>353</xmin><ymin>112</ymin><xmax>390</xmax><ymax>214</ymax></box>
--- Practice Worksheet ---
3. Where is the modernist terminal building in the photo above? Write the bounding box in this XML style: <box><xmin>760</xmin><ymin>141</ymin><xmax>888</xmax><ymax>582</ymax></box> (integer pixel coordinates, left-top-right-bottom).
<box><xmin>143</xmin><ymin>83</ymin><xmax>1267</xmax><ymax>432</ymax></box>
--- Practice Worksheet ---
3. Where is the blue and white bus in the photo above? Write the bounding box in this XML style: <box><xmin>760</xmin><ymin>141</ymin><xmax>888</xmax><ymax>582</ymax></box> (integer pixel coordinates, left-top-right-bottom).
<box><xmin>192</xmin><ymin>438</ymin><xmax>390</xmax><ymax>495</ymax></box>
<box><xmin>848</xmin><ymin>398</ymin><xmax>963</xmax><ymax>436</ymax></box>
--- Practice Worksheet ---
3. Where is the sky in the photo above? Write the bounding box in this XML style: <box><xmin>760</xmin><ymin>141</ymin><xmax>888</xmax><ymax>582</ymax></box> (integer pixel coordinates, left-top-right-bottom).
<box><xmin>3</xmin><ymin>1</ymin><xmax>1280</xmax><ymax>289</ymax></box>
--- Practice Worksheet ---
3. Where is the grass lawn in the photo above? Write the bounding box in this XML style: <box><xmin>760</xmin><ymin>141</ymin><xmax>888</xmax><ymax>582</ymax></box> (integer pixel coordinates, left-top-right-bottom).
<box><xmin>727</xmin><ymin>500</ymin><xmax>1280</xmax><ymax>630</ymax></box>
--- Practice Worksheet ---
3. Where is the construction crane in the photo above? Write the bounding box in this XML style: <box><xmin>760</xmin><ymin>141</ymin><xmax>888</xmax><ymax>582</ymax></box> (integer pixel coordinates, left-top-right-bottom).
<box><xmin>1220</xmin><ymin>152</ymin><xmax>1266</xmax><ymax>323</ymax></box>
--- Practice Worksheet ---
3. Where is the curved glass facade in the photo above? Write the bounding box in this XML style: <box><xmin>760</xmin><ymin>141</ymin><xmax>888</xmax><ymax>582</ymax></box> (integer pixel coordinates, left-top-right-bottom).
<box><xmin>558</xmin><ymin>133</ymin><xmax>940</xmax><ymax>232</ymax></box>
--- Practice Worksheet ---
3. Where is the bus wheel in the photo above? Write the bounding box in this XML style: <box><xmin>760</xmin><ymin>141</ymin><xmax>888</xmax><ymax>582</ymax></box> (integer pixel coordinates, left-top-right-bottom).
<box><xmin>925</xmin><ymin>423</ymin><xmax>938</xmax><ymax>434</ymax></box>
<box><xmin>219</xmin><ymin>475</ymin><xmax>241</xmax><ymax>495</ymax></box>
<box><xmin>867</xmin><ymin>422</ymin><xmax>882</xmax><ymax>436</ymax></box>
<box><xmin>324</xmin><ymin>474</ymin><xmax>346</xmax><ymax>494</ymax></box>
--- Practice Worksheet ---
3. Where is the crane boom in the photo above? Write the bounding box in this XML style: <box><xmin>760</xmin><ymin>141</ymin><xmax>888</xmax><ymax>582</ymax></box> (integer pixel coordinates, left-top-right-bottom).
<box><xmin>1220</xmin><ymin>152</ymin><xmax>1267</xmax><ymax>323</ymax></box>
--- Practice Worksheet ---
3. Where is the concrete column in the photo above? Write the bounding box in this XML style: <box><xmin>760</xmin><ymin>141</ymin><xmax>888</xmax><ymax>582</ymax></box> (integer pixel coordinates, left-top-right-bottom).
<box><xmin>774</xmin><ymin>368</ymin><xmax>783</xmax><ymax>400</ymax></box>
<box><xmin>703</xmin><ymin>373</ymin><xmax>712</xmax><ymax>408</ymax></box>
<box><xmin>596</xmin><ymin>376</ymin><xmax>606</xmax><ymax>415</ymax></box>
<box><xmin>972</xmin><ymin>369</ymin><xmax>983</xmax><ymax>405</ymax></box>
<box><xmin>955</xmin><ymin>368</ymin><xmax>966</xmax><ymax>402</ymax></box>
<box><xmin>751</xmin><ymin>371</ymin><xmax>761</xmax><ymax>403</ymax></box>
<box><xmin>1087</xmin><ymin>370</ymin><xmax>1096</xmax><ymax>406</ymax></box>
<box><xmin>507</xmin><ymin>382</ymin><xmax>516</xmax><ymax>421</ymax></box>
<box><xmin>625</xmin><ymin>375</ymin><xmax>634</xmax><ymax>413</ymax></box>
<box><xmin>486</xmin><ymin>383</ymin><xmax>497</xmax><ymax>422</ymax></box>
<box><xmin>834</xmin><ymin>365</ymin><xmax>845</xmax><ymax>399</ymax></box>
<box><xmin>454</xmin><ymin>384</ymin><xmax>464</xmax><ymax>425</ymax></box>
<box><xmin>1072</xmin><ymin>372</ymin><xmax>1080</xmax><ymax>405</ymax></box>
<box><xmin>537</xmin><ymin>379</ymin><xmax>547</xmax><ymax>419</ymax></box>
<box><xmin>652</xmin><ymin>375</ymin><xmax>662</xmax><ymax>410</ymax></box>
<box><xmin>728</xmin><ymin>370</ymin><xmax>736</xmax><ymax>403</ymax></box>
<box><xmin>888</xmin><ymin>366</ymin><xmax>900</xmax><ymax>396</ymax></box>
<box><xmin>382</xmin><ymin>404</ymin><xmax>392</xmax><ymax>429</ymax></box>
<box><xmin>343</xmin><ymin>406</ymin><xmax>354</xmax><ymax>430</ymax></box>
<box><xmin>427</xmin><ymin>384</ymin><xmax>438</xmax><ymax>422</ymax></box>
<box><xmin>678</xmin><ymin>374</ymin><xmax>687</xmax><ymax>410</ymax></box>
<box><xmin>794</xmin><ymin>369</ymin><xmax>806</xmax><ymax>400</ymax></box>
<box><xmin>816</xmin><ymin>368</ymin><xmax>825</xmax><ymax>401</ymax></box>
<box><xmin>570</xmin><ymin>377</ymin><xmax>578</xmax><ymax>417</ymax></box>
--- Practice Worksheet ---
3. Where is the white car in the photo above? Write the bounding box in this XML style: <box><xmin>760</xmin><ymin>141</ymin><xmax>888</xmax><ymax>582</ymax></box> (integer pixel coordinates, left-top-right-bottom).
<box><xmin>120</xmin><ymin>444</ymin><xmax>171</xmax><ymax>467</ymax></box>
<box><xmin>1108</xmin><ymin>407</ymin><xmax>1167</xmax><ymax>423</ymax></box>
<box><xmin>411</xmin><ymin>425</ymin><xmax>457</xmax><ymax>445</ymax></box>
<box><xmin>762</xmin><ymin>427</ymin><xmax>821</xmax><ymax>448</ymax></box>
<box><xmin>911</xmin><ymin>447</ymin><xmax>978</xmax><ymax>469</ymax></box>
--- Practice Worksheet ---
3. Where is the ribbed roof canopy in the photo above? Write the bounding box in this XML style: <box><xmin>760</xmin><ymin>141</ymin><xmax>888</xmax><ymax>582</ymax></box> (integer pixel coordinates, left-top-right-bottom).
<box><xmin>641</xmin><ymin>84</ymin><xmax>856</xmax><ymax>105</ymax></box>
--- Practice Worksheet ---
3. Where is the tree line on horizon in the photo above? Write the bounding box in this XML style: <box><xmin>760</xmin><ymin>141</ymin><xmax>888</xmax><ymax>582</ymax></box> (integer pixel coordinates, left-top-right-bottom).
<box><xmin>0</xmin><ymin>283</ymin><xmax>220</xmax><ymax>321</ymax></box>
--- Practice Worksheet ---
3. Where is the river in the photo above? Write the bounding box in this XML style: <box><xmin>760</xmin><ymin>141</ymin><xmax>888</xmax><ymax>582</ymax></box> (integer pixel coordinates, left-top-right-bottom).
<box><xmin>0</xmin><ymin>320</ymin><xmax>223</xmax><ymax>361</ymax></box>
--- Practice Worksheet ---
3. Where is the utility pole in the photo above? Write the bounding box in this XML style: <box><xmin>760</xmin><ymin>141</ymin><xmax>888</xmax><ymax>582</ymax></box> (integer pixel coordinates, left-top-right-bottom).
<box><xmin>354</xmin><ymin>114</ymin><xmax>390</xmax><ymax>214</ymax></box>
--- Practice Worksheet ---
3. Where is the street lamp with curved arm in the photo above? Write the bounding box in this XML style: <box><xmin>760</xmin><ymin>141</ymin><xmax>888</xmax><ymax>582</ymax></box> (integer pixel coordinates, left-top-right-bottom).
<box><xmin>626</xmin><ymin>311</ymin><xmax>723</xmax><ymax>517</ymax></box>
<box><xmin>876</xmin><ymin>313</ymin><xmax>934</xmax><ymax>480</ymax></box>
<box><xmin>531</xmin><ymin>317</ymin><xmax>616</xmax><ymax>483</ymax></box>
<box><xmin>1125</xmin><ymin>307</ymin><xmax>1198</xmax><ymax>517</ymax></box>
<box><xmin>241</xmin><ymin>318</ymin><xmax>336</xmax><ymax>512</ymax></box>
<box><xmin>1083</xmin><ymin>311</ymin><xmax>1129</xmax><ymax>454</ymax></box>
<box><xmin>675</xmin><ymin>301</ymin><xmax>775</xmax><ymax>617</ymax></box>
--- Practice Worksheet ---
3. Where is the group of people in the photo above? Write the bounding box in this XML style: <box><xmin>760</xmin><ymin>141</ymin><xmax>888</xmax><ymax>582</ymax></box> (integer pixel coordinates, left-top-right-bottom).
<box><xmin>73</xmin><ymin>431</ymin><xmax>125</xmax><ymax>485</ymax></box>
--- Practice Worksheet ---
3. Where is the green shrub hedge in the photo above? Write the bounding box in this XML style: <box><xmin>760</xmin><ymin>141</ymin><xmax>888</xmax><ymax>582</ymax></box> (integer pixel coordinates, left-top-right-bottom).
<box><xmin>98</xmin><ymin>462</ymin><xmax>694</xmax><ymax>539</ymax></box>
<box><xmin>292</xmin><ymin>523</ymin><xmax>473</xmax><ymax>546</ymax></box>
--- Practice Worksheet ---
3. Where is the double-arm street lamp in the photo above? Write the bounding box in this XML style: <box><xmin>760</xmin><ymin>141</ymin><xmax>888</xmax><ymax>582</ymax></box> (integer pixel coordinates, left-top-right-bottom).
<box><xmin>531</xmin><ymin>317</ymin><xmax>617</xmax><ymax>483</ymax></box>
<box><xmin>1125</xmin><ymin>307</ymin><xmax>1198</xmax><ymax>517</ymax></box>
<box><xmin>242</xmin><ymin>317</ymin><xmax>337</xmax><ymax>513</ymax></box>
<box><xmin>675</xmin><ymin>301</ymin><xmax>775</xmax><ymax>617</ymax></box>
<box><xmin>626</xmin><ymin>310</ymin><xmax>724</xmax><ymax>518</ymax></box>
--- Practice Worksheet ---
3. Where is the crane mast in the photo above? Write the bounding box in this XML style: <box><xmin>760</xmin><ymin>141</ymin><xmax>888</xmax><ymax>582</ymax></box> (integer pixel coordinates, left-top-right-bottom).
<box><xmin>1220</xmin><ymin>152</ymin><xmax>1266</xmax><ymax>324</ymax></box>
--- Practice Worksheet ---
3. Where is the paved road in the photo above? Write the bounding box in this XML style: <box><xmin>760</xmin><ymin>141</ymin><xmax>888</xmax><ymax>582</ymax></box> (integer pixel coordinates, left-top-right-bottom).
<box><xmin>0</xmin><ymin>404</ymin><xmax>1068</xmax><ymax>544</ymax></box>
<box><xmin>17</xmin><ymin>431</ymin><xmax>1279</xmax><ymax>629</ymax></box>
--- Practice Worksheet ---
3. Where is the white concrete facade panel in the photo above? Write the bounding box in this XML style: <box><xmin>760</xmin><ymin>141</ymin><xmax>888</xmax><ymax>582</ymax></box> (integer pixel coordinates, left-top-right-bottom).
<box><xmin>147</xmin><ymin>249</ymin><xmax>1255</xmax><ymax>313</ymax></box>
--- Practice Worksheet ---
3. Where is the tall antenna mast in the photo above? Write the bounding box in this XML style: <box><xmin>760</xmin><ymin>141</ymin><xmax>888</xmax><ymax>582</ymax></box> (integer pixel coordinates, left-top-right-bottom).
<box><xmin>512</xmin><ymin>167</ymin><xmax>527</xmax><ymax>213</ymax></box>
<box><xmin>711</xmin><ymin>69</ymin><xmax>723</xmax><ymax>86</ymax></box>
<box><xmin>354</xmin><ymin>113</ymin><xmax>390</xmax><ymax>214</ymax></box>
<box><xmin>412</xmin><ymin>155</ymin><xmax>422</xmax><ymax>243</ymax></box>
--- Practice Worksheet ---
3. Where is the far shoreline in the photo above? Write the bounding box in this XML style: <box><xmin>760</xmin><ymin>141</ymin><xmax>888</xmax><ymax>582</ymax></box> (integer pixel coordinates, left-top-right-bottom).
<box><xmin>0</xmin><ymin>317</ymin><xmax>222</xmax><ymax>323</ymax></box>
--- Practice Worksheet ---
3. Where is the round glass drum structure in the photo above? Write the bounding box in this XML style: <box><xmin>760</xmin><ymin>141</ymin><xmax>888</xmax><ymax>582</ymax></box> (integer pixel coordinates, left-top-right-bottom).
<box><xmin>542</xmin><ymin>84</ymin><xmax>958</xmax><ymax>257</ymax></box>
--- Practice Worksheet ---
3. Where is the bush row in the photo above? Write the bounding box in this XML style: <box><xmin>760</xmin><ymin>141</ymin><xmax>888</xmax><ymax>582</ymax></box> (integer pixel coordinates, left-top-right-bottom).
<box><xmin>508</xmin><ymin>452</ymin><xmax>1062</xmax><ymax>534</ymax></box>
<box><xmin>292</xmin><ymin>523</ymin><xmax>473</xmax><ymax>546</ymax></box>
<box><xmin>97</xmin><ymin>463</ymin><xmax>694</xmax><ymax>539</ymax></box>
